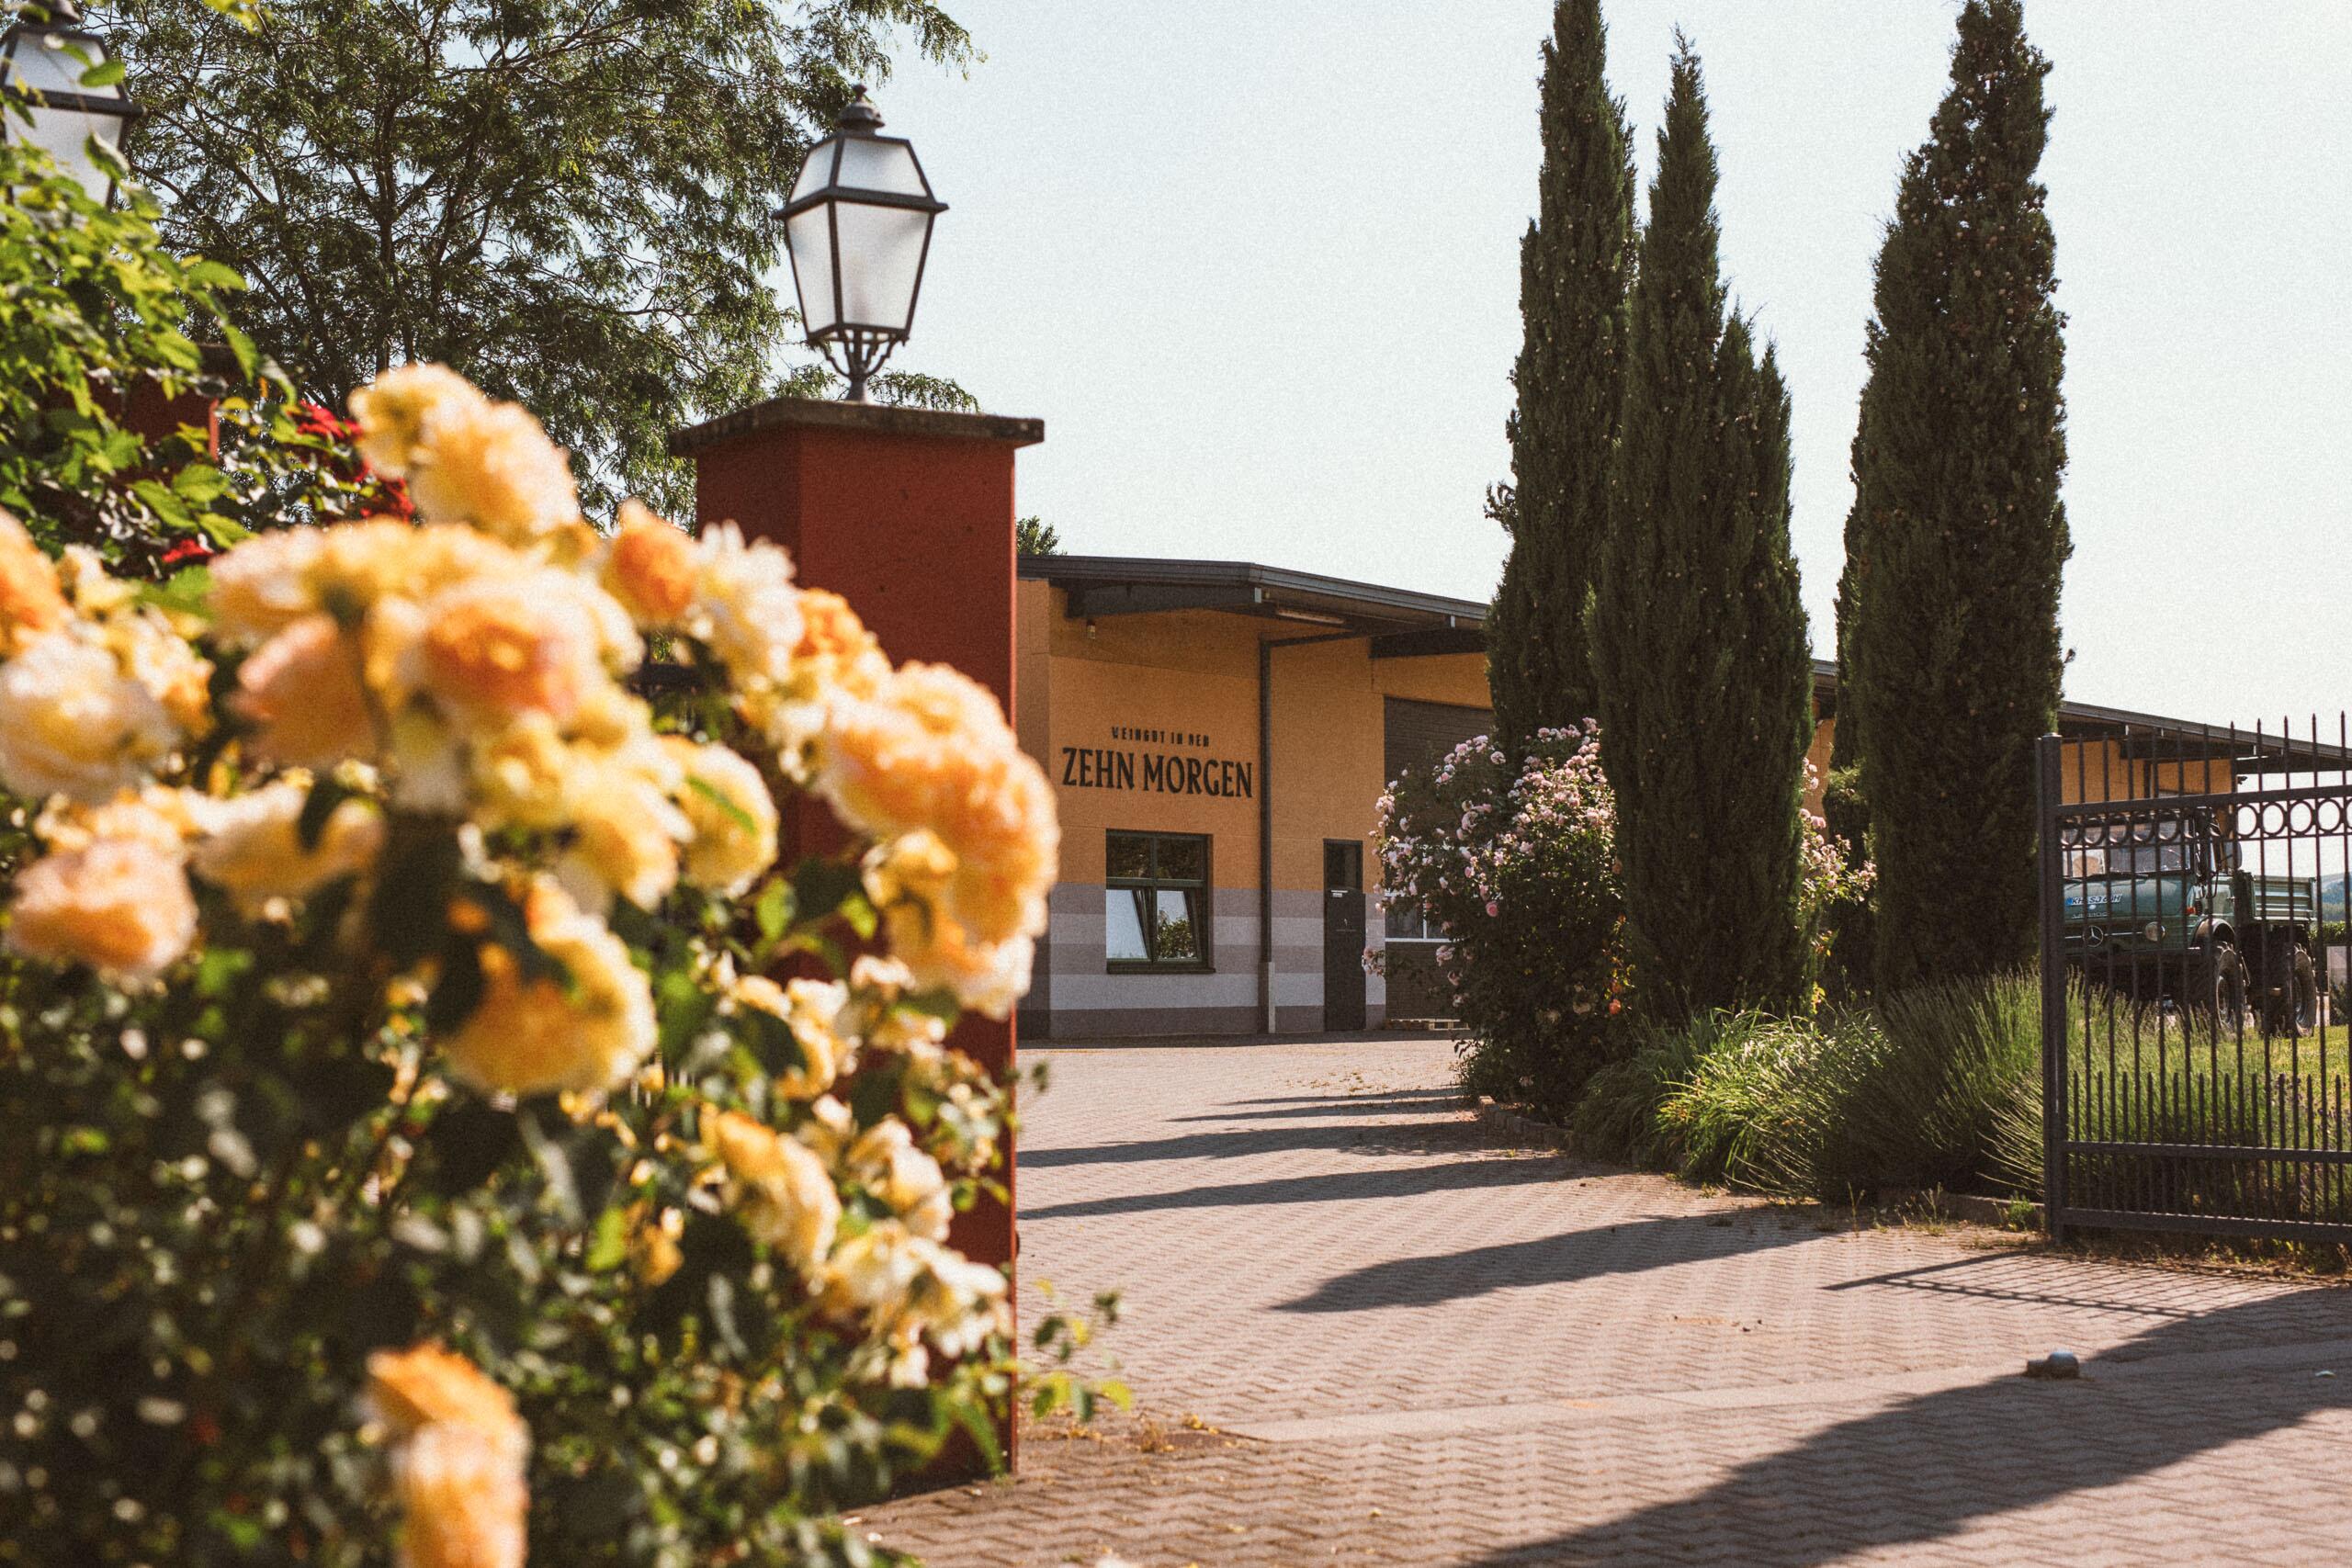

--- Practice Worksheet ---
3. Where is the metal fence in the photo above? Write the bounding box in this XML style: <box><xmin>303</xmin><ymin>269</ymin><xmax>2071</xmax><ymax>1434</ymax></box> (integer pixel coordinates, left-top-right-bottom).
<box><xmin>2037</xmin><ymin>716</ymin><xmax>2352</xmax><ymax>1243</ymax></box>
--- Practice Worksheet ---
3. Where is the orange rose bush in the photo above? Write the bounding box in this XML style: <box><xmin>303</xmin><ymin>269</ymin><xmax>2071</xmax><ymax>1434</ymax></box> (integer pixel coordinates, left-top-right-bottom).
<box><xmin>0</xmin><ymin>367</ymin><xmax>1103</xmax><ymax>1566</ymax></box>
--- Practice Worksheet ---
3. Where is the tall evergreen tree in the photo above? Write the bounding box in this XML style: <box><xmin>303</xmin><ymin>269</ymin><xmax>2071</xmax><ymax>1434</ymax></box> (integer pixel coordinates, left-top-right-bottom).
<box><xmin>1589</xmin><ymin>39</ymin><xmax>1813</xmax><ymax>1018</ymax></box>
<box><xmin>1485</xmin><ymin>0</ymin><xmax>1635</xmax><ymax>744</ymax></box>
<box><xmin>1844</xmin><ymin>0</ymin><xmax>2068</xmax><ymax>992</ymax></box>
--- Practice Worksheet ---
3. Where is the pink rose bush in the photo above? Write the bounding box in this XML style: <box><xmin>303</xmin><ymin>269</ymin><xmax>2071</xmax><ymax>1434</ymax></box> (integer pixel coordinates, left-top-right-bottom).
<box><xmin>1377</xmin><ymin>725</ymin><xmax>1629</xmax><ymax>1113</ymax></box>
<box><xmin>1378</xmin><ymin>728</ymin><xmax>1872</xmax><ymax>1114</ymax></box>
<box><xmin>0</xmin><ymin>367</ymin><xmax>1114</xmax><ymax>1568</ymax></box>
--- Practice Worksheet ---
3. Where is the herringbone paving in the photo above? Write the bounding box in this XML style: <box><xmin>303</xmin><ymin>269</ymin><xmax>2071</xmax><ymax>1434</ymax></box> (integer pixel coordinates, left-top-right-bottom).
<box><xmin>862</xmin><ymin>1039</ymin><xmax>2352</xmax><ymax>1565</ymax></box>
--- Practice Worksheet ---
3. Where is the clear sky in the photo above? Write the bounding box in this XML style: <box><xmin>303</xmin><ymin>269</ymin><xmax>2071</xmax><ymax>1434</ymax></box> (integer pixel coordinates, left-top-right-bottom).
<box><xmin>873</xmin><ymin>2</ymin><xmax>2352</xmax><ymax>731</ymax></box>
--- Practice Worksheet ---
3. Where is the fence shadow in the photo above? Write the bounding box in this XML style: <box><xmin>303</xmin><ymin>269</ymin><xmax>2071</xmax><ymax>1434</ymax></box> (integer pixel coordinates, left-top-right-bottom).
<box><xmin>1472</xmin><ymin>1288</ymin><xmax>2352</xmax><ymax>1566</ymax></box>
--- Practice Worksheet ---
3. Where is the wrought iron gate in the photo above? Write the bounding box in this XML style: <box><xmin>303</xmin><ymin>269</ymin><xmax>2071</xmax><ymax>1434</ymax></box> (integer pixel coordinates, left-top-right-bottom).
<box><xmin>2037</xmin><ymin>717</ymin><xmax>2352</xmax><ymax>1243</ymax></box>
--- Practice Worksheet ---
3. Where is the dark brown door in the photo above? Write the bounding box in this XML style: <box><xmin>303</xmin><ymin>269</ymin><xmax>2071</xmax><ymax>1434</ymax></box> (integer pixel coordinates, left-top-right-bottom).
<box><xmin>1323</xmin><ymin>840</ymin><xmax>1366</xmax><ymax>1032</ymax></box>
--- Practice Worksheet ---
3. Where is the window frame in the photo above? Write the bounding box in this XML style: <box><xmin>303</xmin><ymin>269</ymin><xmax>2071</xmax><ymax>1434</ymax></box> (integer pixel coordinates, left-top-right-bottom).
<box><xmin>1104</xmin><ymin>829</ymin><xmax>1215</xmax><ymax>975</ymax></box>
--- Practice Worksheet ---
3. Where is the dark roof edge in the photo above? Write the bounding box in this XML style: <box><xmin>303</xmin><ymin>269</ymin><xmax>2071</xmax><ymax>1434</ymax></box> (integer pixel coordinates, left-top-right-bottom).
<box><xmin>1019</xmin><ymin>553</ymin><xmax>1488</xmax><ymax>626</ymax></box>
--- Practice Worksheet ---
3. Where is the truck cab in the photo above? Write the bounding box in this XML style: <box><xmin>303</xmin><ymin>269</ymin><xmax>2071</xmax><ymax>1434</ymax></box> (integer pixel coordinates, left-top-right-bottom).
<box><xmin>2061</xmin><ymin>808</ymin><xmax>2319</xmax><ymax>1033</ymax></box>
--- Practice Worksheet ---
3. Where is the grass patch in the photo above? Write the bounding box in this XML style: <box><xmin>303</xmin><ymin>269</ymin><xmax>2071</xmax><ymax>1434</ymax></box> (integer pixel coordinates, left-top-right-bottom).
<box><xmin>1572</xmin><ymin>970</ymin><xmax>2352</xmax><ymax>1219</ymax></box>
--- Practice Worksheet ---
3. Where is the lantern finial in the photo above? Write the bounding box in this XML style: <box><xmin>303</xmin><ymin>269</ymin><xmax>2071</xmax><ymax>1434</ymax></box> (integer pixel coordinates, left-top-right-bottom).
<box><xmin>838</xmin><ymin>85</ymin><xmax>883</xmax><ymax>134</ymax></box>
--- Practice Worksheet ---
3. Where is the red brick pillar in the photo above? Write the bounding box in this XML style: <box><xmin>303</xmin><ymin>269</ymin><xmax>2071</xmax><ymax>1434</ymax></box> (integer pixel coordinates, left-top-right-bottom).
<box><xmin>672</xmin><ymin>396</ymin><xmax>1043</xmax><ymax>1465</ymax></box>
<box><xmin>121</xmin><ymin>377</ymin><xmax>220</xmax><ymax>458</ymax></box>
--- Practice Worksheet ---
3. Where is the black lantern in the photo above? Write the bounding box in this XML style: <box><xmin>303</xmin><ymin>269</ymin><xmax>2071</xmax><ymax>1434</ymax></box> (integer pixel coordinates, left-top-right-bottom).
<box><xmin>2</xmin><ymin>0</ymin><xmax>139</xmax><ymax>204</ymax></box>
<box><xmin>778</xmin><ymin>86</ymin><xmax>946</xmax><ymax>401</ymax></box>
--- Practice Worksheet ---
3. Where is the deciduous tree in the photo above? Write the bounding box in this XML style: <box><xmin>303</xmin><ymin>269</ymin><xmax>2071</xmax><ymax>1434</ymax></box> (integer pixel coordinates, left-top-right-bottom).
<box><xmin>98</xmin><ymin>0</ymin><xmax>975</xmax><ymax>511</ymax></box>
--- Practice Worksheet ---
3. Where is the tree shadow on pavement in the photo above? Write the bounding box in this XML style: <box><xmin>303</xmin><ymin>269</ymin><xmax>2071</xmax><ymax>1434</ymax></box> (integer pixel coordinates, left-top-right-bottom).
<box><xmin>1165</xmin><ymin>1093</ymin><xmax>1465</xmax><ymax>1123</ymax></box>
<box><xmin>1023</xmin><ymin>1152</ymin><xmax>1569</xmax><ymax>1222</ymax></box>
<box><xmin>1471</xmin><ymin>1287</ymin><xmax>2352</xmax><ymax>1567</ymax></box>
<box><xmin>1276</xmin><ymin>1208</ymin><xmax>1823</xmax><ymax>1313</ymax></box>
<box><xmin>1022</xmin><ymin>1117</ymin><xmax>1495</xmax><ymax>1169</ymax></box>
<box><xmin>1218</xmin><ymin>1089</ymin><xmax>1463</xmax><ymax>1109</ymax></box>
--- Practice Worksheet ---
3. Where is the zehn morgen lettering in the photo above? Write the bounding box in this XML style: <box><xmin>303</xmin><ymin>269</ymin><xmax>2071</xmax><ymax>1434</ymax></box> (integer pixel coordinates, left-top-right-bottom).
<box><xmin>1058</xmin><ymin>746</ymin><xmax>1253</xmax><ymax>799</ymax></box>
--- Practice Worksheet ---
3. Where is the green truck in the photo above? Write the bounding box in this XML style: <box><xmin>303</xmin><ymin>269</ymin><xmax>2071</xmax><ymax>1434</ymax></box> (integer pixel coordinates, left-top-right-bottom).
<box><xmin>2061</xmin><ymin>808</ymin><xmax>2322</xmax><ymax>1034</ymax></box>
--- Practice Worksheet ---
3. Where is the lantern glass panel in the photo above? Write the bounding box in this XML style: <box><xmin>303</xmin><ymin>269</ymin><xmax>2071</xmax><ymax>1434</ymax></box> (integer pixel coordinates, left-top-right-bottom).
<box><xmin>786</xmin><ymin>206</ymin><xmax>839</xmax><ymax>334</ymax></box>
<box><xmin>14</xmin><ymin>97</ymin><xmax>108</xmax><ymax>191</ymax></box>
<box><xmin>7</xmin><ymin>31</ymin><xmax>94</xmax><ymax>96</ymax></box>
<box><xmin>787</xmin><ymin>141</ymin><xmax>836</xmax><ymax>204</ymax></box>
<box><xmin>834</xmin><ymin>199</ymin><xmax>930</xmax><ymax>332</ymax></box>
<box><xmin>835</xmin><ymin>136</ymin><xmax>927</xmax><ymax>197</ymax></box>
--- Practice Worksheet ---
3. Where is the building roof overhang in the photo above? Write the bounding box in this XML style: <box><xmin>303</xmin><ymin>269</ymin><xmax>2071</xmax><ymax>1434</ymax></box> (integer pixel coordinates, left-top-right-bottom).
<box><xmin>1021</xmin><ymin>554</ymin><xmax>1487</xmax><ymax>655</ymax></box>
<box><xmin>1021</xmin><ymin>555</ymin><xmax>2350</xmax><ymax>776</ymax></box>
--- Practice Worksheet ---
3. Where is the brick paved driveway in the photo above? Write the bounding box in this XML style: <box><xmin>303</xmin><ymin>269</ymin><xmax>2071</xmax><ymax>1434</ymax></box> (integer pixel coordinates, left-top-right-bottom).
<box><xmin>863</xmin><ymin>1038</ymin><xmax>2352</xmax><ymax>1565</ymax></box>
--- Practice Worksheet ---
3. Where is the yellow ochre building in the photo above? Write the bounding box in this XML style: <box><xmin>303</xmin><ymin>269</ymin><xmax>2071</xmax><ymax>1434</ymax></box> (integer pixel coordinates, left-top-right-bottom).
<box><xmin>1012</xmin><ymin>554</ymin><xmax>2303</xmax><ymax>1042</ymax></box>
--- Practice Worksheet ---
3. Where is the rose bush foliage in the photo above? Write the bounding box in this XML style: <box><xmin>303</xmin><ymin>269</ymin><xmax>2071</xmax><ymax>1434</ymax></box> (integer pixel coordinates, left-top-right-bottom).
<box><xmin>0</xmin><ymin>365</ymin><xmax>1088</xmax><ymax>1566</ymax></box>
<box><xmin>1376</xmin><ymin>726</ymin><xmax>1626</xmax><ymax>1116</ymax></box>
<box><xmin>1</xmin><ymin>141</ymin><xmax>412</xmax><ymax>578</ymax></box>
<box><xmin>1377</xmin><ymin>728</ymin><xmax>1871</xmax><ymax>1117</ymax></box>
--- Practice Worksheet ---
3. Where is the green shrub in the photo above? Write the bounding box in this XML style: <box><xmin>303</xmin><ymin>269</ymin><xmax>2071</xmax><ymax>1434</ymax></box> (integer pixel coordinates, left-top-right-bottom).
<box><xmin>1588</xmin><ymin>971</ymin><xmax>2044</xmax><ymax>1201</ymax></box>
<box><xmin>1569</xmin><ymin>1010</ymin><xmax>1715</xmax><ymax>1166</ymax></box>
<box><xmin>1378</xmin><ymin>722</ymin><xmax>1870</xmax><ymax>1120</ymax></box>
<box><xmin>1772</xmin><ymin>972</ymin><xmax>2041</xmax><ymax>1200</ymax></box>
<box><xmin>1989</xmin><ymin>980</ymin><xmax>2352</xmax><ymax>1221</ymax></box>
<box><xmin>0</xmin><ymin>362</ymin><xmax>1108</xmax><ymax>1566</ymax></box>
<box><xmin>1376</xmin><ymin>726</ymin><xmax>1627</xmax><ymax>1117</ymax></box>
<box><xmin>0</xmin><ymin>142</ymin><xmax>402</xmax><ymax>576</ymax></box>
<box><xmin>1654</xmin><ymin>1011</ymin><xmax>1823</xmax><ymax>1186</ymax></box>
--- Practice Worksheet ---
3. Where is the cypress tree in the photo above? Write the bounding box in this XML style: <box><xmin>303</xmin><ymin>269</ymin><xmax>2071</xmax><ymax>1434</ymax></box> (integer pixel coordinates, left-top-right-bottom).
<box><xmin>1845</xmin><ymin>0</ymin><xmax>2068</xmax><ymax>992</ymax></box>
<box><xmin>1589</xmin><ymin>38</ymin><xmax>1813</xmax><ymax>1018</ymax></box>
<box><xmin>1819</xmin><ymin>441</ymin><xmax>1876</xmax><ymax>1002</ymax></box>
<box><xmin>1486</xmin><ymin>0</ymin><xmax>1635</xmax><ymax>744</ymax></box>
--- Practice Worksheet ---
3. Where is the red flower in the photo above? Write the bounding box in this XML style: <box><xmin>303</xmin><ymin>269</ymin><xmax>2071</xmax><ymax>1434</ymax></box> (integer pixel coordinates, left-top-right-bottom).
<box><xmin>292</xmin><ymin>400</ymin><xmax>356</xmax><ymax>442</ymax></box>
<box><xmin>160</xmin><ymin>538</ymin><xmax>216</xmax><ymax>567</ymax></box>
<box><xmin>378</xmin><ymin>472</ymin><xmax>416</xmax><ymax>520</ymax></box>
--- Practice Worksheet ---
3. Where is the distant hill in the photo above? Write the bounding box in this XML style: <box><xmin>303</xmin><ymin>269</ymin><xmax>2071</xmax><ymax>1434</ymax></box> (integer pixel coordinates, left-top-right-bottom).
<box><xmin>2326</xmin><ymin>874</ymin><xmax>2346</xmax><ymax>920</ymax></box>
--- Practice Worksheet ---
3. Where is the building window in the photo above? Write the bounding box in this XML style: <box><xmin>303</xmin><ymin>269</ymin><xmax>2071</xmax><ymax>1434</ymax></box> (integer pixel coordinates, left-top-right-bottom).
<box><xmin>1105</xmin><ymin>830</ymin><xmax>1211</xmax><ymax>972</ymax></box>
<box><xmin>1385</xmin><ymin>905</ymin><xmax>1442</xmax><ymax>942</ymax></box>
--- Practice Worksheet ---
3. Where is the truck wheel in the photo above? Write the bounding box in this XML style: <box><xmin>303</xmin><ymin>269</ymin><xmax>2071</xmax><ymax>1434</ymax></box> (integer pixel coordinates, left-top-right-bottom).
<box><xmin>2190</xmin><ymin>938</ymin><xmax>2245</xmax><ymax>1027</ymax></box>
<box><xmin>2259</xmin><ymin>942</ymin><xmax>2319</xmax><ymax>1038</ymax></box>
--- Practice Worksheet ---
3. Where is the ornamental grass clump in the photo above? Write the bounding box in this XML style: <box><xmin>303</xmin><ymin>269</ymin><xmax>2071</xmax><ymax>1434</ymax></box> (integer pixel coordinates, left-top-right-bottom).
<box><xmin>1613</xmin><ymin>971</ymin><xmax>2042</xmax><ymax>1201</ymax></box>
<box><xmin>0</xmin><ymin>365</ymin><xmax>1102</xmax><ymax>1566</ymax></box>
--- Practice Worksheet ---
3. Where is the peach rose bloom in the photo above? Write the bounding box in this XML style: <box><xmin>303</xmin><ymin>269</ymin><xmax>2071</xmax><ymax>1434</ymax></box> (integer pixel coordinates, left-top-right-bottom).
<box><xmin>665</xmin><ymin>739</ymin><xmax>778</xmax><ymax>895</ymax></box>
<box><xmin>405</xmin><ymin>399</ymin><xmax>580</xmax><ymax>544</ymax></box>
<box><xmin>233</xmin><ymin>615</ymin><xmax>376</xmax><ymax>769</ymax></box>
<box><xmin>601</xmin><ymin>501</ymin><xmax>696</xmax><ymax>626</ymax></box>
<box><xmin>819</xmin><ymin>662</ymin><xmax>1058</xmax><ymax>950</ymax></box>
<box><xmin>365</xmin><ymin>1344</ymin><xmax>528</xmax><ymax>1568</ymax></box>
<box><xmin>0</xmin><ymin>631</ymin><xmax>180</xmax><ymax>804</ymax></box>
<box><xmin>559</xmin><ymin>762</ymin><xmax>684</xmax><ymax>912</ymax></box>
<box><xmin>707</xmin><ymin>1108</ymin><xmax>842</xmax><ymax>1278</ymax></box>
<box><xmin>366</xmin><ymin>1344</ymin><xmax>522</xmax><ymax>1438</ymax></box>
<box><xmin>439</xmin><ymin>887</ymin><xmax>654</xmax><ymax>1097</ymax></box>
<box><xmin>419</xmin><ymin>580</ymin><xmax>603</xmax><ymax>728</ymax></box>
<box><xmin>686</xmin><ymin>523</ymin><xmax>801</xmax><ymax>685</ymax></box>
<box><xmin>845</xmin><ymin>1119</ymin><xmax>953</xmax><ymax>1243</ymax></box>
<box><xmin>187</xmin><ymin>781</ymin><xmax>384</xmax><ymax>916</ymax></box>
<box><xmin>793</xmin><ymin>589</ymin><xmax>888</xmax><ymax>696</ymax></box>
<box><xmin>0</xmin><ymin>509</ymin><xmax>66</xmax><ymax>656</ymax></box>
<box><xmin>6</xmin><ymin>839</ymin><xmax>198</xmax><ymax>984</ymax></box>
<box><xmin>393</xmin><ymin>1422</ymin><xmax>527</xmax><ymax>1568</ymax></box>
<box><xmin>730</xmin><ymin>973</ymin><xmax>848</xmax><ymax>1100</ymax></box>
<box><xmin>347</xmin><ymin>363</ymin><xmax>489</xmax><ymax>479</ymax></box>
